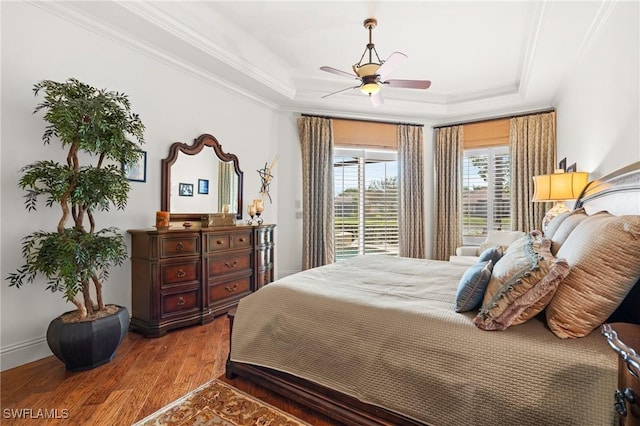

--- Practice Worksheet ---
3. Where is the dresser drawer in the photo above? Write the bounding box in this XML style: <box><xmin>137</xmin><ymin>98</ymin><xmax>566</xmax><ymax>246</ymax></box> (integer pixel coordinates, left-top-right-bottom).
<box><xmin>205</xmin><ymin>231</ymin><xmax>252</xmax><ymax>252</ymax></box>
<box><xmin>256</xmin><ymin>228</ymin><xmax>273</xmax><ymax>245</ymax></box>
<box><xmin>256</xmin><ymin>269</ymin><xmax>273</xmax><ymax>288</ymax></box>
<box><xmin>161</xmin><ymin>289</ymin><xmax>199</xmax><ymax>317</ymax></box>
<box><xmin>207</xmin><ymin>253</ymin><xmax>251</xmax><ymax>277</ymax></box>
<box><xmin>160</xmin><ymin>235</ymin><xmax>200</xmax><ymax>258</ymax></box>
<box><xmin>231</xmin><ymin>231</ymin><xmax>253</xmax><ymax>249</ymax></box>
<box><xmin>161</xmin><ymin>260</ymin><xmax>200</xmax><ymax>287</ymax></box>
<box><xmin>209</xmin><ymin>276</ymin><xmax>251</xmax><ymax>303</ymax></box>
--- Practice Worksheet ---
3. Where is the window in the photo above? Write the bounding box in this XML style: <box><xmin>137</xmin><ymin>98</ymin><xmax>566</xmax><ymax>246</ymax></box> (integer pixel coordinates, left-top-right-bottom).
<box><xmin>462</xmin><ymin>146</ymin><xmax>511</xmax><ymax>245</ymax></box>
<box><xmin>334</xmin><ymin>148</ymin><xmax>398</xmax><ymax>260</ymax></box>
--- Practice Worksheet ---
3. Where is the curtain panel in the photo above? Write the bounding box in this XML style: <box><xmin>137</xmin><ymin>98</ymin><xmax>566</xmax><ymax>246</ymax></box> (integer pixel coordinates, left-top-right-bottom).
<box><xmin>433</xmin><ymin>126</ymin><xmax>463</xmax><ymax>260</ymax></box>
<box><xmin>398</xmin><ymin>124</ymin><xmax>426</xmax><ymax>258</ymax></box>
<box><xmin>509</xmin><ymin>111</ymin><xmax>556</xmax><ymax>232</ymax></box>
<box><xmin>297</xmin><ymin>116</ymin><xmax>334</xmax><ymax>270</ymax></box>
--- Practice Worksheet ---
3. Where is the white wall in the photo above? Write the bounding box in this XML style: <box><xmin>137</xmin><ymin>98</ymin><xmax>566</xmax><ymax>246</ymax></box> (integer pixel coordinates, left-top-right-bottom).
<box><xmin>0</xmin><ymin>2</ymin><xmax>279</xmax><ymax>370</ymax></box>
<box><xmin>555</xmin><ymin>1</ymin><xmax>640</xmax><ymax>178</ymax></box>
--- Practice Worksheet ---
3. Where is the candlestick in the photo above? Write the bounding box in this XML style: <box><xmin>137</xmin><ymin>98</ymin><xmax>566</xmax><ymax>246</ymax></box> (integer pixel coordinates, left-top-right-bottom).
<box><xmin>253</xmin><ymin>199</ymin><xmax>264</xmax><ymax>213</ymax></box>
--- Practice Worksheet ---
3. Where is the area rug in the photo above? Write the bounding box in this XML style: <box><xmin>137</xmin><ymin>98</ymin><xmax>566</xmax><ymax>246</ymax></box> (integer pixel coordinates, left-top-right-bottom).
<box><xmin>133</xmin><ymin>379</ymin><xmax>310</xmax><ymax>426</ymax></box>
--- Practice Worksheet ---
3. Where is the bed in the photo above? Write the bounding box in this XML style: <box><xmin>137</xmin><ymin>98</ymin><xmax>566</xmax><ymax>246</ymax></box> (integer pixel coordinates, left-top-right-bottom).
<box><xmin>226</xmin><ymin>161</ymin><xmax>640</xmax><ymax>426</ymax></box>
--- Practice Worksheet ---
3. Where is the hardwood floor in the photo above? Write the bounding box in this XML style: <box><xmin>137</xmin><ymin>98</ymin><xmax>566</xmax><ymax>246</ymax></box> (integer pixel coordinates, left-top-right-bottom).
<box><xmin>1</xmin><ymin>315</ymin><xmax>341</xmax><ymax>425</ymax></box>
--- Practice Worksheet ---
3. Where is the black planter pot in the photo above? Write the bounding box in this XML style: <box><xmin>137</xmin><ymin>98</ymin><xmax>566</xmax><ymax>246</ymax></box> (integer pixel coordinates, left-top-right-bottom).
<box><xmin>46</xmin><ymin>305</ymin><xmax>129</xmax><ymax>372</ymax></box>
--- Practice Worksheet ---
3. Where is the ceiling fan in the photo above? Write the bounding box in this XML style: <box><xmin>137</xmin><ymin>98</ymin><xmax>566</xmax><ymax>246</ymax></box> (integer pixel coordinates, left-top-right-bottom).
<box><xmin>320</xmin><ymin>18</ymin><xmax>431</xmax><ymax>106</ymax></box>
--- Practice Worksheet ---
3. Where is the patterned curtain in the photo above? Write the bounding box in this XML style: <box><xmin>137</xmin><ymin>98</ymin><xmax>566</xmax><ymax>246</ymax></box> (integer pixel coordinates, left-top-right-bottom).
<box><xmin>297</xmin><ymin>116</ymin><xmax>334</xmax><ymax>270</ymax></box>
<box><xmin>433</xmin><ymin>126</ymin><xmax>463</xmax><ymax>260</ymax></box>
<box><xmin>509</xmin><ymin>111</ymin><xmax>556</xmax><ymax>232</ymax></box>
<box><xmin>398</xmin><ymin>124</ymin><xmax>425</xmax><ymax>258</ymax></box>
<box><xmin>218</xmin><ymin>161</ymin><xmax>233</xmax><ymax>211</ymax></box>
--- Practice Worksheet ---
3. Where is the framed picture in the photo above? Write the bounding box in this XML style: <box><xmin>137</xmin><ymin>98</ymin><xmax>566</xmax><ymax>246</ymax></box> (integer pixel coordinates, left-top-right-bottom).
<box><xmin>122</xmin><ymin>151</ymin><xmax>147</xmax><ymax>182</ymax></box>
<box><xmin>558</xmin><ymin>157</ymin><xmax>567</xmax><ymax>172</ymax></box>
<box><xmin>179</xmin><ymin>183</ymin><xmax>194</xmax><ymax>197</ymax></box>
<box><xmin>567</xmin><ymin>162</ymin><xmax>577</xmax><ymax>173</ymax></box>
<box><xmin>198</xmin><ymin>179</ymin><xmax>209</xmax><ymax>195</ymax></box>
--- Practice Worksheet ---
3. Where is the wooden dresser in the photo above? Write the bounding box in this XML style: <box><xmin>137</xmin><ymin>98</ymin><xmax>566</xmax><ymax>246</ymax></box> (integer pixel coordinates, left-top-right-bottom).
<box><xmin>603</xmin><ymin>323</ymin><xmax>640</xmax><ymax>426</ymax></box>
<box><xmin>128</xmin><ymin>224</ymin><xmax>275</xmax><ymax>337</ymax></box>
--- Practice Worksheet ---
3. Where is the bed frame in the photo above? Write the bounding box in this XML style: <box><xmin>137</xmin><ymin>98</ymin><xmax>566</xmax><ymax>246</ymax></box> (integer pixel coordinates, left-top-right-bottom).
<box><xmin>226</xmin><ymin>161</ymin><xmax>640</xmax><ymax>426</ymax></box>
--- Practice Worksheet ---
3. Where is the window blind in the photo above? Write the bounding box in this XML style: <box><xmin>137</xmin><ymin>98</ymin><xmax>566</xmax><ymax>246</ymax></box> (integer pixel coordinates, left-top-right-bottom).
<box><xmin>334</xmin><ymin>148</ymin><xmax>399</xmax><ymax>260</ymax></box>
<box><xmin>462</xmin><ymin>146</ymin><xmax>511</xmax><ymax>245</ymax></box>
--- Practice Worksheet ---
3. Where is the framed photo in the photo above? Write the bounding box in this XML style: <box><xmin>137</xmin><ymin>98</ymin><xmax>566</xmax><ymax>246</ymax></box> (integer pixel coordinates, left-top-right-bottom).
<box><xmin>179</xmin><ymin>183</ymin><xmax>194</xmax><ymax>197</ymax></box>
<box><xmin>558</xmin><ymin>157</ymin><xmax>567</xmax><ymax>172</ymax></box>
<box><xmin>122</xmin><ymin>151</ymin><xmax>147</xmax><ymax>182</ymax></box>
<box><xmin>567</xmin><ymin>162</ymin><xmax>577</xmax><ymax>173</ymax></box>
<box><xmin>198</xmin><ymin>179</ymin><xmax>209</xmax><ymax>195</ymax></box>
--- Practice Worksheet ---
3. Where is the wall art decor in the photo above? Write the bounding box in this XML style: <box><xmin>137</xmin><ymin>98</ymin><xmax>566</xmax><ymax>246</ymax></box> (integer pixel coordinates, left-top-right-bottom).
<box><xmin>123</xmin><ymin>150</ymin><xmax>147</xmax><ymax>182</ymax></box>
<box><xmin>198</xmin><ymin>179</ymin><xmax>209</xmax><ymax>195</ymax></box>
<box><xmin>179</xmin><ymin>183</ymin><xmax>194</xmax><ymax>197</ymax></box>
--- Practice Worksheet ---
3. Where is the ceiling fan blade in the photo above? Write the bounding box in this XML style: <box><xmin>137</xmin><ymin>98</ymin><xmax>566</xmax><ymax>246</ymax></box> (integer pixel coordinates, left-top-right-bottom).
<box><xmin>321</xmin><ymin>85</ymin><xmax>360</xmax><ymax>98</ymax></box>
<box><xmin>383</xmin><ymin>79</ymin><xmax>432</xmax><ymax>89</ymax></box>
<box><xmin>377</xmin><ymin>52</ymin><xmax>407</xmax><ymax>79</ymax></box>
<box><xmin>320</xmin><ymin>66</ymin><xmax>357</xmax><ymax>80</ymax></box>
<box><xmin>370</xmin><ymin>91</ymin><xmax>384</xmax><ymax>107</ymax></box>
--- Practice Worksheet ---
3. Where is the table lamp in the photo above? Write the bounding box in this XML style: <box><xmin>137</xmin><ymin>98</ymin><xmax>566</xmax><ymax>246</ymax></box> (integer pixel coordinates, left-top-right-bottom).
<box><xmin>532</xmin><ymin>170</ymin><xmax>589</xmax><ymax>231</ymax></box>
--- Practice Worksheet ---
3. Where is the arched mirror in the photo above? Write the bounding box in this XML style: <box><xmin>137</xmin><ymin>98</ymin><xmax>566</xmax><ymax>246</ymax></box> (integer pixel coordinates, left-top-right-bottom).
<box><xmin>161</xmin><ymin>134</ymin><xmax>243</xmax><ymax>220</ymax></box>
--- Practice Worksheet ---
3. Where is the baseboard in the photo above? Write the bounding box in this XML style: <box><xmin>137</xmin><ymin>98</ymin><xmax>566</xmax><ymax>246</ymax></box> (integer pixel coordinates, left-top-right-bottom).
<box><xmin>1</xmin><ymin>336</ymin><xmax>53</xmax><ymax>372</ymax></box>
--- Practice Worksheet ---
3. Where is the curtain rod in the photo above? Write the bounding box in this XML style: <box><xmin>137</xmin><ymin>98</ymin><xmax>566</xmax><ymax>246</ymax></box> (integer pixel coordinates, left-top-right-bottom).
<box><xmin>431</xmin><ymin>107</ymin><xmax>555</xmax><ymax>129</ymax></box>
<box><xmin>300</xmin><ymin>113</ymin><xmax>424</xmax><ymax>128</ymax></box>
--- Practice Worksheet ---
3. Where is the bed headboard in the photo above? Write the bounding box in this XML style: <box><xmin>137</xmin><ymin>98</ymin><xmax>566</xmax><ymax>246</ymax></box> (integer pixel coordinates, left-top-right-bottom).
<box><xmin>573</xmin><ymin>161</ymin><xmax>640</xmax><ymax>325</ymax></box>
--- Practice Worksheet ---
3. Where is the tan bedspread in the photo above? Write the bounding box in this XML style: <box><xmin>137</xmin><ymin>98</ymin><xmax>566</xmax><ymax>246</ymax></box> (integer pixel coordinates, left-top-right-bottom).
<box><xmin>230</xmin><ymin>255</ymin><xmax>617</xmax><ymax>426</ymax></box>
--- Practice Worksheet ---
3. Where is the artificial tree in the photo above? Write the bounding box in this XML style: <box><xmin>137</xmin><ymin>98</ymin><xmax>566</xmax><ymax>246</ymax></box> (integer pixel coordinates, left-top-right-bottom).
<box><xmin>8</xmin><ymin>78</ymin><xmax>145</xmax><ymax>321</ymax></box>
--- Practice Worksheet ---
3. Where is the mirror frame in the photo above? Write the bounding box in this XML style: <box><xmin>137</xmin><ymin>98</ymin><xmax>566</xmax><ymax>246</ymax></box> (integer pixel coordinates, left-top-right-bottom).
<box><xmin>161</xmin><ymin>133</ymin><xmax>244</xmax><ymax>220</ymax></box>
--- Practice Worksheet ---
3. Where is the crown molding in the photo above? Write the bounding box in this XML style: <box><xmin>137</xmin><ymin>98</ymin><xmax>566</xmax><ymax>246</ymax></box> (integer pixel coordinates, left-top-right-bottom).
<box><xmin>28</xmin><ymin>1</ymin><xmax>281</xmax><ymax>111</ymax></box>
<box><xmin>117</xmin><ymin>2</ymin><xmax>296</xmax><ymax>99</ymax></box>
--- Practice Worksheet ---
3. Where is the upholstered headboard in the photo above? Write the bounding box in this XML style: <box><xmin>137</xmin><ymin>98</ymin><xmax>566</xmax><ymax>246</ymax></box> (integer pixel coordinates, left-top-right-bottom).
<box><xmin>573</xmin><ymin>161</ymin><xmax>640</xmax><ymax>325</ymax></box>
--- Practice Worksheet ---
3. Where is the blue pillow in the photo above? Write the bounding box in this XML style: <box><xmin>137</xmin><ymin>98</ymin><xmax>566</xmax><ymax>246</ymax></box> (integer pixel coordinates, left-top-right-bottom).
<box><xmin>478</xmin><ymin>246</ymin><xmax>504</xmax><ymax>265</ymax></box>
<box><xmin>455</xmin><ymin>260</ymin><xmax>494</xmax><ymax>312</ymax></box>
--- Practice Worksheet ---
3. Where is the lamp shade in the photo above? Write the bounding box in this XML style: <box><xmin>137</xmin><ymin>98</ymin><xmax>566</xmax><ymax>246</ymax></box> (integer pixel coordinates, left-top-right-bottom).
<box><xmin>532</xmin><ymin>172</ymin><xmax>589</xmax><ymax>201</ymax></box>
<box><xmin>360</xmin><ymin>82</ymin><xmax>381</xmax><ymax>95</ymax></box>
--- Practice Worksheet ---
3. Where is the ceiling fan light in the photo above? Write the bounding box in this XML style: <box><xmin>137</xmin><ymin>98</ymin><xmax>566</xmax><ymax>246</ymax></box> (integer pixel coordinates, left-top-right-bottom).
<box><xmin>360</xmin><ymin>82</ymin><xmax>380</xmax><ymax>95</ymax></box>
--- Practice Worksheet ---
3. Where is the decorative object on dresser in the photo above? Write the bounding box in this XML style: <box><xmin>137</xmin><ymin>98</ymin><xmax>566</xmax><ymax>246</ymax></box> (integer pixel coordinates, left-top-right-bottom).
<box><xmin>602</xmin><ymin>323</ymin><xmax>640</xmax><ymax>426</ymax></box>
<box><xmin>246</xmin><ymin>198</ymin><xmax>264</xmax><ymax>225</ymax></box>
<box><xmin>128</xmin><ymin>225</ymin><xmax>275</xmax><ymax>338</ymax></box>
<box><xmin>6</xmin><ymin>78</ymin><xmax>145</xmax><ymax>371</ymax></box>
<box><xmin>531</xmin><ymin>169</ymin><xmax>589</xmax><ymax>231</ymax></box>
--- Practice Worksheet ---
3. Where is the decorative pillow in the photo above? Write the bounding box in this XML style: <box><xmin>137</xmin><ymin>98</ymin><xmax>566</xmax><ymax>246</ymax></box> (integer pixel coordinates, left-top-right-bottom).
<box><xmin>548</xmin><ymin>208</ymin><xmax>590</xmax><ymax>256</ymax></box>
<box><xmin>455</xmin><ymin>260</ymin><xmax>494</xmax><ymax>312</ymax></box>
<box><xmin>543</xmin><ymin>210</ymin><xmax>571</xmax><ymax>240</ymax></box>
<box><xmin>477</xmin><ymin>246</ymin><xmax>503</xmax><ymax>264</ymax></box>
<box><xmin>473</xmin><ymin>231</ymin><xmax>570</xmax><ymax>331</ymax></box>
<box><xmin>545</xmin><ymin>213</ymin><xmax>640</xmax><ymax>338</ymax></box>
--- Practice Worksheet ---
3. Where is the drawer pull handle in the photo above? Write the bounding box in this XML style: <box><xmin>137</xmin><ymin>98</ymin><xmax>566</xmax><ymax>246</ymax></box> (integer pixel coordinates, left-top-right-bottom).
<box><xmin>238</xmin><ymin>237</ymin><xmax>246</xmax><ymax>242</ymax></box>
<box><xmin>225</xmin><ymin>283</ymin><xmax>239</xmax><ymax>292</ymax></box>
<box><xmin>177</xmin><ymin>296</ymin><xmax>185</xmax><ymax>306</ymax></box>
<box><xmin>224</xmin><ymin>261</ymin><xmax>239</xmax><ymax>268</ymax></box>
<box><xmin>176</xmin><ymin>242</ymin><xmax>184</xmax><ymax>251</ymax></box>
<box><xmin>216</xmin><ymin>240</ymin><xmax>224</xmax><ymax>245</ymax></box>
<box><xmin>176</xmin><ymin>269</ymin><xmax>186</xmax><ymax>278</ymax></box>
